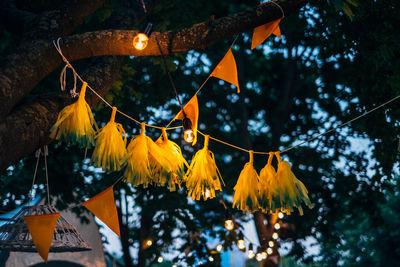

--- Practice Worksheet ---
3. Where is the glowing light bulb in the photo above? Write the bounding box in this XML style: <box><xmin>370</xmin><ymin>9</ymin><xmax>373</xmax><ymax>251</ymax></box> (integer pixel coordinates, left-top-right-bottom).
<box><xmin>172</xmin><ymin>265</ymin><xmax>177</xmax><ymax>267</ymax></box>
<box><xmin>268</xmin><ymin>241</ymin><xmax>274</xmax><ymax>247</ymax></box>
<box><xmin>267</xmin><ymin>247</ymin><xmax>273</xmax><ymax>255</ymax></box>
<box><xmin>216</xmin><ymin>244</ymin><xmax>223</xmax><ymax>252</ymax></box>
<box><xmin>278</xmin><ymin>212</ymin><xmax>284</xmax><ymax>219</ymax></box>
<box><xmin>237</xmin><ymin>239</ymin><xmax>245</xmax><ymax>250</ymax></box>
<box><xmin>204</xmin><ymin>189</ymin><xmax>210</xmax><ymax>199</ymax></box>
<box><xmin>146</xmin><ymin>239</ymin><xmax>153</xmax><ymax>247</ymax></box>
<box><xmin>208</xmin><ymin>256</ymin><xmax>214</xmax><ymax>262</ymax></box>
<box><xmin>262</xmin><ymin>251</ymin><xmax>267</xmax><ymax>259</ymax></box>
<box><xmin>256</xmin><ymin>253</ymin><xmax>263</xmax><ymax>262</ymax></box>
<box><xmin>157</xmin><ymin>256</ymin><xmax>163</xmax><ymax>263</ymax></box>
<box><xmin>198</xmin><ymin>261</ymin><xmax>203</xmax><ymax>265</ymax></box>
<box><xmin>133</xmin><ymin>33</ymin><xmax>149</xmax><ymax>50</ymax></box>
<box><xmin>225</xmin><ymin>219</ymin><xmax>234</xmax><ymax>230</ymax></box>
<box><xmin>274</xmin><ymin>223</ymin><xmax>281</xmax><ymax>230</ymax></box>
<box><xmin>272</xmin><ymin>232</ymin><xmax>279</xmax><ymax>239</ymax></box>
<box><xmin>247</xmin><ymin>249</ymin><xmax>255</xmax><ymax>259</ymax></box>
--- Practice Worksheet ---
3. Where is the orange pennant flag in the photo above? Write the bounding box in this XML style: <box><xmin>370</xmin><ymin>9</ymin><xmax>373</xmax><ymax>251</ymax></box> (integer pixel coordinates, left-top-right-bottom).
<box><xmin>82</xmin><ymin>186</ymin><xmax>120</xmax><ymax>237</ymax></box>
<box><xmin>23</xmin><ymin>213</ymin><xmax>60</xmax><ymax>262</ymax></box>
<box><xmin>174</xmin><ymin>95</ymin><xmax>199</xmax><ymax>146</ymax></box>
<box><xmin>251</xmin><ymin>19</ymin><xmax>282</xmax><ymax>50</ymax></box>
<box><xmin>210</xmin><ymin>49</ymin><xmax>240</xmax><ymax>93</ymax></box>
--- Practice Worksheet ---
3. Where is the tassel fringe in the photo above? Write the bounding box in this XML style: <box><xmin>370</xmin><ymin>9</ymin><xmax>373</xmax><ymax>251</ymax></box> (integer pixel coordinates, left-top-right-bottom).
<box><xmin>232</xmin><ymin>151</ymin><xmax>260</xmax><ymax>213</ymax></box>
<box><xmin>185</xmin><ymin>135</ymin><xmax>223</xmax><ymax>200</ymax></box>
<box><xmin>50</xmin><ymin>82</ymin><xmax>98</xmax><ymax>148</ymax></box>
<box><xmin>153</xmin><ymin>128</ymin><xmax>189</xmax><ymax>191</ymax></box>
<box><xmin>91</xmin><ymin>107</ymin><xmax>127</xmax><ymax>171</ymax></box>
<box><xmin>124</xmin><ymin>123</ymin><xmax>174</xmax><ymax>188</ymax></box>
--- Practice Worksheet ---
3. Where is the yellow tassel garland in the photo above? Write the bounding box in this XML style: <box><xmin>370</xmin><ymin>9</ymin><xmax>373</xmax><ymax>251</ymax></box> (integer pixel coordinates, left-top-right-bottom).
<box><xmin>124</xmin><ymin>123</ymin><xmax>173</xmax><ymax>188</ymax></box>
<box><xmin>91</xmin><ymin>107</ymin><xmax>127</xmax><ymax>171</ymax></box>
<box><xmin>274</xmin><ymin>152</ymin><xmax>313</xmax><ymax>215</ymax></box>
<box><xmin>232</xmin><ymin>151</ymin><xmax>260</xmax><ymax>213</ymax></box>
<box><xmin>259</xmin><ymin>152</ymin><xmax>279</xmax><ymax>213</ymax></box>
<box><xmin>185</xmin><ymin>135</ymin><xmax>223</xmax><ymax>200</ymax></box>
<box><xmin>153</xmin><ymin>128</ymin><xmax>189</xmax><ymax>191</ymax></box>
<box><xmin>50</xmin><ymin>82</ymin><xmax>98</xmax><ymax>148</ymax></box>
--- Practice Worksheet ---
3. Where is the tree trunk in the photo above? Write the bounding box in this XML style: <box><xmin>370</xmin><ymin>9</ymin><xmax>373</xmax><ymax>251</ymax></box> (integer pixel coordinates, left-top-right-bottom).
<box><xmin>117</xmin><ymin>190</ymin><xmax>135</xmax><ymax>267</ymax></box>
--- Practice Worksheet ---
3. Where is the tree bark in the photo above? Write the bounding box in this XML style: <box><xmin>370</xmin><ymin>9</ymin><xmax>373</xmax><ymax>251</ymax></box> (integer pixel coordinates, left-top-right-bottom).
<box><xmin>0</xmin><ymin>55</ymin><xmax>122</xmax><ymax>172</ymax></box>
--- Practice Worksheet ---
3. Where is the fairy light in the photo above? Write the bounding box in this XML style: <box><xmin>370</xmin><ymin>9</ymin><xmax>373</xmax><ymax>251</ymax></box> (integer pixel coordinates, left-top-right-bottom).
<box><xmin>256</xmin><ymin>252</ymin><xmax>263</xmax><ymax>262</ymax></box>
<box><xmin>172</xmin><ymin>265</ymin><xmax>177</xmax><ymax>267</ymax></box>
<box><xmin>272</xmin><ymin>232</ymin><xmax>279</xmax><ymax>239</ymax></box>
<box><xmin>133</xmin><ymin>23</ymin><xmax>153</xmax><ymax>50</ymax></box>
<box><xmin>208</xmin><ymin>256</ymin><xmax>214</xmax><ymax>262</ymax></box>
<box><xmin>237</xmin><ymin>232</ymin><xmax>245</xmax><ymax>250</ymax></box>
<box><xmin>268</xmin><ymin>241</ymin><xmax>274</xmax><ymax>247</ymax></box>
<box><xmin>157</xmin><ymin>256</ymin><xmax>163</xmax><ymax>263</ymax></box>
<box><xmin>216</xmin><ymin>244</ymin><xmax>223</xmax><ymax>252</ymax></box>
<box><xmin>278</xmin><ymin>212</ymin><xmax>284</xmax><ymax>219</ymax></box>
<box><xmin>274</xmin><ymin>222</ymin><xmax>281</xmax><ymax>230</ymax></box>
<box><xmin>183</xmin><ymin>117</ymin><xmax>194</xmax><ymax>143</ymax></box>
<box><xmin>262</xmin><ymin>251</ymin><xmax>267</xmax><ymax>259</ymax></box>
<box><xmin>247</xmin><ymin>244</ymin><xmax>255</xmax><ymax>259</ymax></box>
<box><xmin>224</xmin><ymin>212</ymin><xmax>234</xmax><ymax>231</ymax></box>
<box><xmin>267</xmin><ymin>247</ymin><xmax>273</xmax><ymax>255</ymax></box>
<box><xmin>146</xmin><ymin>239</ymin><xmax>152</xmax><ymax>247</ymax></box>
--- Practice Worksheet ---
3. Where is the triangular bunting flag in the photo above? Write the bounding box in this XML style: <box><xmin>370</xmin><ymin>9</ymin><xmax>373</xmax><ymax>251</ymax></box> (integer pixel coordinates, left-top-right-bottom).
<box><xmin>174</xmin><ymin>95</ymin><xmax>199</xmax><ymax>145</ymax></box>
<box><xmin>210</xmin><ymin>49</ymin><xmax>240</xmax><ymax>93</ymax></box>
<box><xmin>251</xmin><ymin>19</ymin><xmax>282</xmax><ymax>50</ymax></box>
<box><xmin>82</xmin><ymin>186</ymin><xmax>120</xmax><ymax>237</ymax></box>
<box><xmin>23</xmin><ymin>213</ymin><xmax>60</xmax><ymax>262</ymax></box>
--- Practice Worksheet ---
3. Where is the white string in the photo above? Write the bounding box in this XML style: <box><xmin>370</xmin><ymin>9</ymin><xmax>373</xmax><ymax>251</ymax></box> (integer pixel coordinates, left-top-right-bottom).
<box><xmin>53</xmin><ymin>38</ymin><xmax>182</xmax><ymax>131</ymax></box>
<box><xmin>28</xmin><ymin>148</ymin><xmax>41</xmax><ymax>206</ymax></box>
<box><xmin>53</xmin><ymin>38</ymin><xmax>400</xmax><ymax>157</ymax></box>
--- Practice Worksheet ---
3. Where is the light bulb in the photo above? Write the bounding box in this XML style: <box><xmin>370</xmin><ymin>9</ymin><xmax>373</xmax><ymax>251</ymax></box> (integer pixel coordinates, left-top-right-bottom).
<box><xmin>198</xmin><ymin>261</ymin><xmax>203</xmax><ymax>265</ymax></box>
<box><xmin>278</xmin><ymin>212</ymin><xmax>284</xmax><ymax>219</ymax></box>
<box><xmin>225</xmin><ymin>219</ymin><xmax>234</xmax><ymax>230</ymax></box>
<box><xmin>256</xmin><ymin>253</ymin><xmax>263</xmax><ymax>262</ymax></box>
<box><xmin>157</xmin><ymin>256</ymin><xmax>163</xmax><ymax>263</ymax></box>
<box><xmin>204</xmin><ymin>189</ymin><xmax>210</xmax><ymax>199</ymax></box>
<box><xmin>172</xmin><ymin>265</ymin><xmax>177</xmax><ymax>267</ymax></box>
<box><xmin>267</xmin><ymin>247</ymin><xmax>273</xmax><ymax>255</ymax></box>
<box><xmin>262</xmin><ymin>251</ymin><xmax>267</xmax><ymax>259</ymax></box>
<box><xmin>133</xmin><ymin>33</ymin><xmax>149</xmax><ymax>50</ymax></box>
<box><xmin>208</xmin><ymin>256</ymin><xmax>214</xmax><ymax>262</ymax></box>
<box><xmin>268</xmin><ymin>241</ymin><xmax>274</xmax><ymax>247</ymax></box>
<box><xmin>274</xmin><ymin>223</ymin><xmax>281</xmax><ymax>230</ymax></box>
<box><xmin>272</xmin><ymin>232</ymin><xmax>279</xmax><ymax>239</ymax></box>
<box><xmin>146</xmin><ymin>239</ymin><xmax>153</xmax><ymax>247</ymax></box>
<box><xmin>216</xmin><ymin>244</ymin><xmax>223</xmax><ymax>252</ymax></box>
<box><xmin>247</xmin><ymin>250</ymin><xmax>255</xmax><ymax>259</ymax></box>
<box><xmin>237</xmin><ymin>239</ymin><xmax>245</xmax><ymax>250</ymax></box>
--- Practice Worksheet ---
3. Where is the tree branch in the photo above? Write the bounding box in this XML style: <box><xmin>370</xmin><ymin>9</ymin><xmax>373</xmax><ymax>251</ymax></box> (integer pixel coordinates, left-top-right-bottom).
<box><xmin>0</xmin><ymin>55</ymin><xmax>123</xmax><ymax>172</ymax></box>
<box><xmin>0</xmin><ymin>0</ymin><xmax>308</xmax><ymax>120</ymax></box>
<box><xmin>22</xmin><ymin>0</ymin><xmax>108</xmax><ymax>41</ymax></box>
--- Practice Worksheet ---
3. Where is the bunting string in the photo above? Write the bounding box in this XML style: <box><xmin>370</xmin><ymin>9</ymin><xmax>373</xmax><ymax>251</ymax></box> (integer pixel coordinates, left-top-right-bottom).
<box><xmin>53</xmin><ymin>38</ymin><xmax>400</xmax><ymax>157</ymax></box>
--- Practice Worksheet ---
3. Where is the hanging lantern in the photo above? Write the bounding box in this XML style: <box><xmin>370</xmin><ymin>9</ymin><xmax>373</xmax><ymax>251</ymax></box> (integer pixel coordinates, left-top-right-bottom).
<box><xmin>133</xmin><ymin>22</ymin><xmax>153</xmax><ymax>50</ymax></box>
<box><xmin>0</xmin><ymin>205</ymin><xmax>91</xmax><ymax>252</ymax></box>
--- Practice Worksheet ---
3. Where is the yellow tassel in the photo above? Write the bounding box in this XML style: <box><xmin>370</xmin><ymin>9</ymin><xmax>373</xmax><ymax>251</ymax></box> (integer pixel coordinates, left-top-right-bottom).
<box><xmin>91</xmin><ymin>107</ymin><xmax>127</xmax><ymax>171</ymax></box>
<box><xmin>50</xmin><ymin>82</ymin><xmax>98</xmax><ymax>148</ymax></box>
<box><xmin>275</xmin><ymin>152</ymin><xmax>313</xmax><ymax>215</ymax></box>
<box><xmin>185</xmin><ymin>135</ymin><xmax>223</xmax><ymax>200</ymax></box>
<box><xmin>259</xmin><ymin>152</ymin><xmax>279</xmax><ymax>213</ymax></box>
<box><xmin>153</xmin><ymin>128</ymin><xmax>189</xmax><ymax>191</ymax></box>
<box><xmin>124</xmin><ymin>123</ymin><xmax>173</xmax><ymax>188</ymax></box>
<box><xmin>232</xmin><ymin>150</ymin><xmax>260</xmax><ymax>213</ymax></box>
